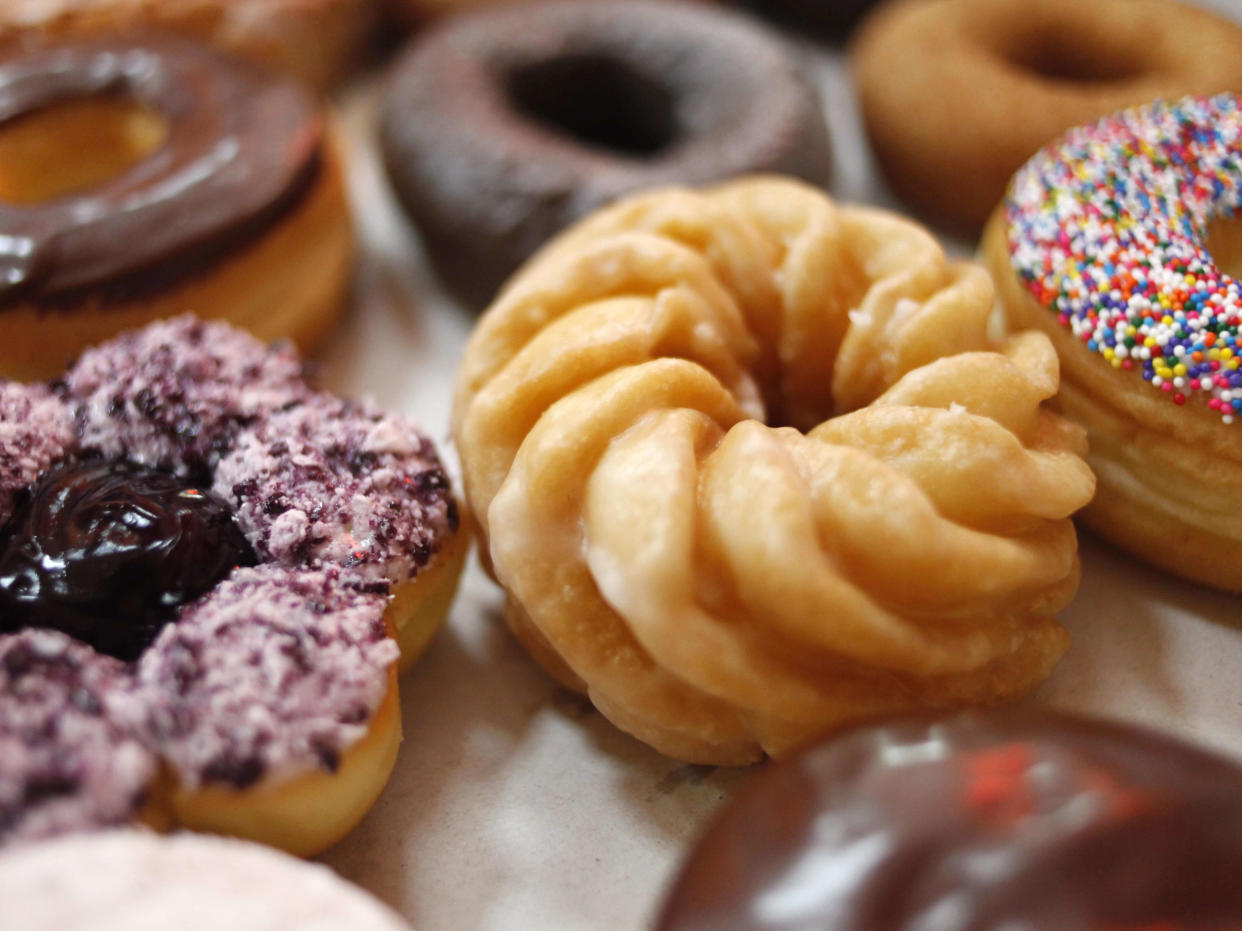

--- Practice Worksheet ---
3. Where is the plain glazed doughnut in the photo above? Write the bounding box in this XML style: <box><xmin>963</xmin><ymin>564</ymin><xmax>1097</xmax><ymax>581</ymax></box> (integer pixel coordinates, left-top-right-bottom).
<box><xmin>0</xmin><ymin>317</ymin><xmax>465</xmax><ymax>854</ymax></box>
<box><xmin>852</xmin><ymin>0</ymin><xmax>1242</xmax><ymax>234</ymax></box>
<box><xmin>0</xmin><ymin>831</ymin><xmax>412</xmax><ymax>930</ymax></box>
<box><xmin>453</xmin><ymin>176</ymin><xmax>1095</xmax><ymax>766</ymax></box>
<box><xmin>0</xmin><ymin>0</ymin><xmax>374</xmax><ymax>89</ymax></box>
<box><xmin>658</xmin><ymin>710</ymin><xmax>1242</xmax><ymax>930</ymax></box>
<box><xmin>0</xmin><ymin>36</ymin><xmax>353</xmax><ymax>381</ymax></box>
<box><xmin>984</xmin><ymin>94</ymin><xmax>1242</xmax><ymax>592</ymax></box>
<box><xmin>380</xmin><ymin>0</ymin><xmax>831</xmax><ymax>307</ymax></box>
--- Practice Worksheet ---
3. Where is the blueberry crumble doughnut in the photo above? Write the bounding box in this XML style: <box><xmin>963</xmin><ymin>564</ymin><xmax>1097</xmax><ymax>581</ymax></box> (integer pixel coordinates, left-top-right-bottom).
<box><xmin>0</xmin><ymin>831</ymin><xmax>412</xmax><ymax>930</ymax></box>
<box><xmin>985</xmin><ymin>94</ymin><xmax>1242</xmax><ymax>591</ymax></box>
<box><xmin>454</xmin><ymin>177</ymin><xmax>1095</xmax><ymax>765</ymax></box>
<box><xmin>852</xmin><ymin>0</ymin><xmax>1242</xmax><ymax>234</ymax></box>
<box><xmin>380</xmin><ymin>0</ymin><xmax>831</xmax><ymax>307</ymax></box>
<box><xmin>0</xmin><ymin>0</ymin><xmax>374</xmax><ymax>90</ymax></box>
<box><xmin>0</xmin><ymin>316</ymin><xmax>465</xmax><ymax>854</ymax></box>
<box><xmin>659</xmin><ymin>710</ymin><xmax>1242</xmax><ymax>930</ymax></box>
<box><xmin>0</xmin><ymin>36</ymin><xmax>353</xmax><ymax>381</ymax></box>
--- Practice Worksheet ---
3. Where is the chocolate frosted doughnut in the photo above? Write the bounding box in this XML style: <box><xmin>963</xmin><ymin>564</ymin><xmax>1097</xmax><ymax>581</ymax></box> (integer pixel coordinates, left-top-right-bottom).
<box><xmin>0</xmin><ymin>38</ymin><xmax>318</xmax><ymax>305</ymax></box>
<box><xmin>659</xmin><ymin>711</ymin><xmax>1242</xmax><ymax>930</ymax></box>
<box><xmin>0</xmin><ymin>316</ymin><xmax>465</xmax><ymax>854</ymax></box>
<box><xmin>380</xmin><ymin>0</ymin><xmax>831</xmax><ymax>306</ymax></box>
<box><xmin>0</xmin><ymin>37</ymin><xmax>353</xmax><ymax>380</ymax></box>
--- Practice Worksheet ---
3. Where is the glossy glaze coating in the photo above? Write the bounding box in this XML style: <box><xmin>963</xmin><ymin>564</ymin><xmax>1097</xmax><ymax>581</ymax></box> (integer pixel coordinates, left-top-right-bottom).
<box><xmin>0</xmin><ymin>37</ymin><xmax>321</xmax><ymax>306</ymax></box>
<box><xmin>0</xmin><ymin>460</ymin><xmax>254</xmax><ymax>661</ymax></box>
<box><xmin>659</xmin><ymin>711</ymin><xmax>1242</xmax><ymax>930</ymax></box>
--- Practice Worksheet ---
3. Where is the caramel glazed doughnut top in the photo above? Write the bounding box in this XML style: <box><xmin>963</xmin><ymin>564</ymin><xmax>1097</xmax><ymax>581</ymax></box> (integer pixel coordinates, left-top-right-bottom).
<box><xmin>658</xmin><ymin>710</ymin><xmax>1242</xmax><ymax>930</ymax></box>
<box><xmin>380</xmin><ymin>0</ymin><xmax>832</xmax><ymax>307</ymax></box>
<box><xmin>0</xmin><ymin>317</ymin><xmax>464</xmax><ymax>855</ymax></box>
<box><xmin>851</xmin><ymin>0</ymin><xmax>1242</xmax><ymax>234</ymax></box>
<box><xmin>0</xmin><ymin>36</ymin><xmax>353</xmax><ymax>381</ymax></box>
<box><xmin>0</xmin><ymin>831</ymin><xmax>412</xmax><ymax>931</ymax></box>
<box><xmin>984</xmin><ymin>94</ymin><xmax>1242</xmax><ymax>592</ymax></box>
<box><xmin>0</xmin><ymin>0</ymin><xmax>374</xmax><ymax>89</ymax></box>
<box><xmin>453</xmin><ymin>176</ymin><xmax>1096</xmax><ymax>766</ymax></box>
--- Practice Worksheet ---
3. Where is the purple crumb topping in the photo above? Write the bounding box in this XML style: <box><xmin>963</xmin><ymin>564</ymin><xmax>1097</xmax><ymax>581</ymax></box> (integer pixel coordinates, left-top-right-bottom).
<box><xmin>0</xmin><ymin>383</ymin><xmax>76</xmax><ymax>525</ymax></box>
<box><xmin>213</xmin><ymin>393</ymin><xmax>458</xmax><ymax>588</ymax></box>
<box><xmin>0</xmin><ymin>315</ymin><xmax>459</xmax><ymax>841</ymax></box>
<box><xmin>0</xmin><ymin>631</ymin><xmax>156</xmax><ymax>847</ymax></box>
<box><xmin>58</xmin><ymin>316</ymin><xmax>307</xmax><ymax>478</ymax></box>
<box><xmin>137</xmin><ymin>566</ymin><xmax>399</xmax><ymax>789</ymax></box>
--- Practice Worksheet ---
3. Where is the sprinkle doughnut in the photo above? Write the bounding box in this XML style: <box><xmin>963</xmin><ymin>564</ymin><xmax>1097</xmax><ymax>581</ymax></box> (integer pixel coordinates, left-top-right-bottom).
<box><xmin>852</xmin><ymin>0</ymin><xmax>1242</xmax><ymax>234</ymax></box>
<box><xmin>0</xmin><ymin>831</ymin><xmax>412</xmax><ymax>930</ymax></box>
<box><xmin>0</xmin><ymin>316</ymin><xmax>466</xmax><ymax>854</ymax></box>
<box><xmin>0</xmin><ymin>36</ymin><xmax>353</xmax><ymax>381</ymax></box>
<box><xmin>984</xmin><ymin>93</ymin><xmax>1242</xmax><ymax>591</ymax></box>
<box><xmin>380</xmin><ymin>0</ymin><xmax>831</xmax><ymax>307</ymax></box>
<box><xmin>0</xmin><ymin>0</ymin><xmax>374</xmax><ymax>89</ymax></box>
<box><xmin>453</xmin><ymin>176</ymin><xmax>1095</xmax><ymax>765</ymax></box>
<box><xmin>658</xmin><ymin>710</ymin><xmax>1242</xmax><ymax>930</ymax></box>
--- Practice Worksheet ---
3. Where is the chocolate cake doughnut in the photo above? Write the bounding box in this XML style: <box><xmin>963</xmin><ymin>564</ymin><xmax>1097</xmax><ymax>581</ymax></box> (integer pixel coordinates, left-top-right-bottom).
<box><xmin>659</xmin><ymin>711</ymin><xmax>1242</xmax><ymax>930</ymax></box>
<box><xmin>0</xmin><ymin>317</ymin><xmax>465</xmax><ymax>855</ymax></box>
<box><xmin>736</xmin><ymin>0</ymin><xmax>883</xmax><ymax>38</ymax></box>
<box><xmin>0</xmin><ymin>36</ymin><xmax>353</xmax><ymax>381</ymax></box>
<box><xmin>852</xmin><ymin>0</ymin><xmax>1242</xmax><ymax>234</ymax></box>
<box><xmin>0</xmin><ymin>0</ymin><xmax>374</xmax><ymax>90</ymax></box>
<box><xmin>0</xmin><ymin>831</ymin><xmax>412</xmax><ymax>930</ymax></box>
<box><xmin>380</xmin><ymin>0</ymin><xmax>831</xmax><ymax>306</ymax></box>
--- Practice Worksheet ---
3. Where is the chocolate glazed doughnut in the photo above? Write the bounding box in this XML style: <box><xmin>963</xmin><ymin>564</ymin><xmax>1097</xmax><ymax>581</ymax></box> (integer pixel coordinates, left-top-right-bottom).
<box><xmin>0</xmin><ymin>36</ymin><xmax>353</xmax><ymax>380</ymax></box>
<box><xmin>380</xmin><ymin>0</ymin><xmax>831</xmax><ymax>307</ymax></box>
<box><xmin>659</xmin><ymin>711</ymin><xmax>1242</xmax><ymax>931</ymax></box>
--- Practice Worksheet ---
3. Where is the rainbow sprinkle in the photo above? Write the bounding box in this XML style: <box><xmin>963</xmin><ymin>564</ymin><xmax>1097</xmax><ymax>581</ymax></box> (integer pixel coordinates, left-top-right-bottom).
<box><xmin>1006</xmin><ymin>94</ymin><xmax>1242</xmax><ymax>422</ymax></box>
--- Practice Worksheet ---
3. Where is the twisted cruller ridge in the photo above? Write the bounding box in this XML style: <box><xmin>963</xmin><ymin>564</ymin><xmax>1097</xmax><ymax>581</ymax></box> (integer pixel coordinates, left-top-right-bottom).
<box><xmin>454</xmin><ymin>177</ymin><xmax>1096</xmax><ymax>765</ymax></box>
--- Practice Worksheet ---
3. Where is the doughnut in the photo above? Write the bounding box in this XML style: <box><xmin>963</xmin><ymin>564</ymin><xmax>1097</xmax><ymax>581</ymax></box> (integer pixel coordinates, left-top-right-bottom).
<box><xmin>385</xmin><ymin>0</ymin><xmax>716</xmax><ymax>27</ymax></box>
<box><xmin>734</xmin><ymin>0</ymin><xmax>883</xmax><ymax>38</ymax></box>
<box><xmin>0</xmin><ymin>36</ymin><xmax>354</xmax><ymax>382</ymax></box>
<box><xmin>453</xmin><ymin>176</ymin><xmax>1095</xmax><ymax>765</ymax></box>
<box><xmin>984</xmin><ymin>94</ymin><xmax>1242</xmax><ymax>591</ymax></box>
<box><xmin>852</xmin><ymin>0</ymin><xmax>1242</xmax><ymax>234</ymax></box>
<box><xmin>380</xmin><ymin>0</ymin><xmax>831</xmax><ymax>307</ymax></box>
<box><xmin>658</xmin><ymin>710</ymin><xmax>1242</xmax><ymax>930</ymax></box>
<box><xmin>0</xmin><ymin>0</ymin><xmax>374</xmax><ymax>89</ymax></box>
<box><xmin>0</xmin><ymin>316</ymin><xmax>466</xmax><ymax>854</ymax></box>
<box><xmin>0</xmin><ymin>831</ymin><xmax>411</xmax><ymax>930</ymax></box>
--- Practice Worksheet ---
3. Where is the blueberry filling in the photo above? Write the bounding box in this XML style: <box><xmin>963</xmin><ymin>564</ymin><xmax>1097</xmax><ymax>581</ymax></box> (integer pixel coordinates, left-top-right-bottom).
<box><xmin>0</xmin><ymin>460</ymin><xmax>255</xmax><ymax>661</ymax></box>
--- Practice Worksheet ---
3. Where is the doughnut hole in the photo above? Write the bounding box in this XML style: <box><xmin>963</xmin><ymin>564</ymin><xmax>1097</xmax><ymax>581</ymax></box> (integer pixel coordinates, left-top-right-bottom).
<box><xmin>971</xmin><ymin>8</ymin><xmax>1146</xmax><ymax>85</ymax></box>
<box><xmin>1206</xmin><ymin>217</ymin><xmax>1242</xmax><ymax>281</ymax></box>
<box><xmin>505</xmin><ymin>54</ymin><xmax>678</xmax><ymax>157</ymax></box>
<box><xmin>1002</xmin><ymin>33</ymin><xmax>1145</xmax><ymax>84</ymax></box>
<box><xmin>0</xmin><ymin>98</ymin><xmax>168</xmax><ymax>204</ymax></box>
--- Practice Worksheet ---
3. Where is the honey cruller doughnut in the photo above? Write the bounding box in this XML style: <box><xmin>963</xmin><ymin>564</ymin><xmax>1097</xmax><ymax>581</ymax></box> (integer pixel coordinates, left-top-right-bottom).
<box><xmin>454</xmin><ymin>177</ymin><xmax>1096</xmax><ymax>765</ymax></box>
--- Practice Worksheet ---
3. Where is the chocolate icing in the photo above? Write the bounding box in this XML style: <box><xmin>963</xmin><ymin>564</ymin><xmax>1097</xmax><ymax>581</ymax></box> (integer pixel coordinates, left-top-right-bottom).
<box><xmin>658</xmin><ymin>711</ymin><xmax>1242</xmax><ymax>930</ymax></box>
<box><xmin>0</xmin><ymin>460</ymin><xmax>255</xmax><ymax>662</ymax></box>
<box><xmin>0</xmin><ymin>37</ymin><xmax>322</xmax><ymax>308</ymax></box>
